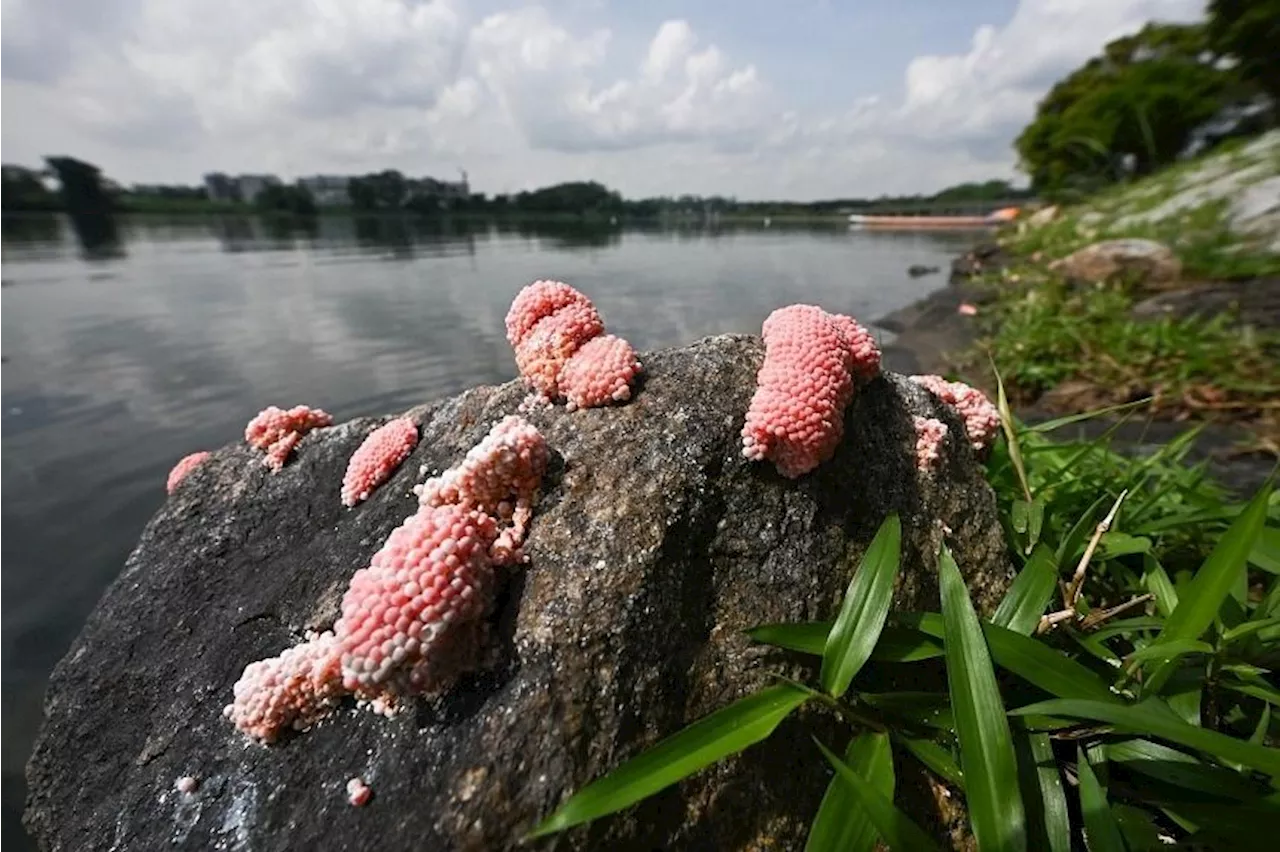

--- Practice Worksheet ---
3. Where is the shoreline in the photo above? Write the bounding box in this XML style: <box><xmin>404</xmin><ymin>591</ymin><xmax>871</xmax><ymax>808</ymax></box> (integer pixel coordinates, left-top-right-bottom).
<box><xmin>874</xmin><ymin>245</ymin><xmax>1276</xmax><ymax>497</ymax></box>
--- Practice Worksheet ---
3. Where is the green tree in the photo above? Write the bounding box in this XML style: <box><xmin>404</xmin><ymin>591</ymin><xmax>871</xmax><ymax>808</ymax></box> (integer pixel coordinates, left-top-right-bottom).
<box><xmin>1</xmin><ymin>165</ymin><xmax>61</xmax><ymax>211</ymax></box>
<box><xmin>1015</xmin><ymin>23</ymin><xmax>1237</xmax><ymax>197</ymax></box>
<box><xmin>1207</xmin><ymin>0</ymin><xmax>1280</xmax><ymax>107</ymax></box>
<box><xmin>255</xmin><ymin>184</ymin><xmax>318</xmax><ymax>217</ymax></box>
<box><xmin>44</xmin><ymin>156</ymin><xmax>116</xmax><ymax>214</ymax></box>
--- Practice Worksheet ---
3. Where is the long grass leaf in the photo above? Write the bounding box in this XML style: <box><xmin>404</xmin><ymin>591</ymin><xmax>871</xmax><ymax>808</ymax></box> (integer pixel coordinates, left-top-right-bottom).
<box><xmin>1013</xmin><ymin>724</ymin><xmax>1071</xmax><ymax>852</ymax></box>
<box><xmin>822</xmin><ymin>514</ymin><xmax>902</xmax><ymax>697</ymax></box>
<box><xmin>906</xmin><ymin>613</ymin><xmax>1118</xmax><ymax>703</ymax></box>
<box><xmin>813</xmin><ymin>738</ymin><xmax>943</xmax><ymax>852</ymax></box>
<box><xmin>1076</xmin><ymin>746</ymin><xmax>1127</xmax><ymax>852</ymax></box>
<box><xmin>527</xmin><ymin>684</ymin><xmax>810</xmax><ymax>838</ymax></box>
<box><xmin>1010</xmin><ymin>700</ymin><xmax>1280</xmax><ymax>776</ymax></box>
<box><xmin>1144</xmin><ymin>484</ymin><xmax>1273</xmax><ymax>692</ymax></box>
<box><xmin>896</xmin><ymin>735</ymin><xmax>965</xmax><ymax>789</ymax></box>
<box><xmin>806</xmin><ymin>732</ymin><xmax>894</xmax><ymax>852</ymax></box>
<box><xmin>992</xmin><ymin>545</ymin><xmax>1059</xmax><ymax>635</ymax></box>
<box><xmin>940</xmin><ymin>546</ymin><xmax>1027</xmax><ymax>851</ymax></box>
<box><xmin>1027</xmin><ymin>399</ymin><xmax>1152</xmax><ymax>433</ymax></box>
<box><xmin>1105</xmin><ymin>738</ymin><xmax>1267</xmax><ymax>800</ymax></box>
<box><xmin>746</xmin><ymin>622</ymin><xmax>942</xmax><ymax>663</ymax></box>
<box><xmin>993</xmin><ymin>364</ymin><xmax>1032</xmax><ymax>502</ymax></box>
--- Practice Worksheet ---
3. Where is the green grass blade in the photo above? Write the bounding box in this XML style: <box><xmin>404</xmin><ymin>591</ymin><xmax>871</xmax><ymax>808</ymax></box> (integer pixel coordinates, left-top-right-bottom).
<box><xmin>1126</xmin><ymin>639</ymin><xmax>1214</xmax><ymax>665</ymax></box>
<box><xmin>906</xmin><ymin>613</ymin><xmax>1118</xmax><ymax>704</ymax></box>
<box><xmin>746</xmin><ymin>622</ymin><xmax>942</xmax><ymax>663</ymax></box>
<box><xmin>1145</xmin><ymin>483</ymin><xmax>1273</xmax><ymax>692</ymax></box>
<box><xmin>1057</xmin><ymin>496</ymin><xmax>1108</xmax><ymax>567</ymax></box>
<box><xmin>1076</xmin><ymin>746</ymin><xmax>1127</xmax><ymax>852</ymax></box>
<box><xmin>806</xmin><ymin>732</ymin><xmax>894</xmax><ymax>852</ymax></box>
<box><xmin>822</xmin><ymin>514</ymin><xmax>903</xmax><ymax>697</ymax></box>
<box><xmin>896</xmin><ymin>735</ymin><xmax>965</xmax><ymax>789</ymax></box>
<box><xmin>1222</xmin><ymin>617</ymin><xmax>1280</xmax><ymax>644</ymax></box>
<box><xmin>1009</xmin><ymin>700</ymin><xmax>1280</xmax><ymax>776</ymax></box>
<box><xmin>527</xmin><ymin>684</ymin><xmax>810</xmax><ymax>838</ymax></box>
<box><xmin>1105</xmin><ymin>738</ymin><xmax>1268</xmax><ymax>800</ymax></box>
<box><xmin>940</xmin><ymin>545</ymin><xmax>1027</xmax><ymax>852</ymax></box>
<box><xmin>1142</xmin><ymin>554</ymin><xmax>1179</xmax><ymax>618</ymax></box>
<box><xmin>992</xmin><ymin>545</ymin><xmax>1059</xmax><ymax>635</ymax></box>
<box><xmin>813</xmin><ymin>738</ymin><xmax>942</xmax><ymax>852</ymax></box>
<box><xmin>993</xmin><ymin>363</ymin><xmax>1032</xmax><ymax>502</ymax></box>
<box><xmin>1027</xmin><ymin>399</ymin><xmax>1152</xmax><ymax>433</ymax></box>
<box><xmin>862</xmin><ymin>692</ymin><xmax>954</xmax><ymax>730</ymax></box>
<box><xmin>1250</xmin><ymin>527</ymin><xmax>1280</xmax><ymax>574</ymax></box>
<box><xmin>1013</xmin><ymin>724</ymin><xmax>1071</xmax><ymax>852</ymax></box>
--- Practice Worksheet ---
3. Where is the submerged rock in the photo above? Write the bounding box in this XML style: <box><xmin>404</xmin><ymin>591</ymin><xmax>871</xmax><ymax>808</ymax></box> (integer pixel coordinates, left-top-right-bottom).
<box><xmin>25</xmin><ymin>335</ymin><xmax>1010</xmax><ymax>851</ymax></box>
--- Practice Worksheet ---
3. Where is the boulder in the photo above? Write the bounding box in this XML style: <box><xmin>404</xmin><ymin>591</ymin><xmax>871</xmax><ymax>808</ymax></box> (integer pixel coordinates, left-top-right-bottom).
<box><xmin>1026</xmin><ymin>205</ymin><xmax>1059</xmax><ymax>228</ymax></box>
<box><xmin>25</xmin><ymin>335</ymin><xmax>1011</xmax><ymax>852</ymax></box>
<box><xmin>1129</xmin><ymin>278</ymin><xmax>1280</xmax><ymax>328</ymax></box>
<box><xmin>950</xmin><ymin>241</ymin><xmax>1009</xmax><ymax>280</ymax></box>
<box><xmin>1049</xmin><ymin>238</ymin><xmax>1181</xmax><ymax>289</ymax></box>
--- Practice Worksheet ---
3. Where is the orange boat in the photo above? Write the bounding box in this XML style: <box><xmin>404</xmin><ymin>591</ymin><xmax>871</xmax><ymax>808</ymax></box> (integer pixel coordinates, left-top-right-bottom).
<box><xmin>848</xmin><ymin>206</ymin><xmax>1020</xmax><ymax>230</ymax></box>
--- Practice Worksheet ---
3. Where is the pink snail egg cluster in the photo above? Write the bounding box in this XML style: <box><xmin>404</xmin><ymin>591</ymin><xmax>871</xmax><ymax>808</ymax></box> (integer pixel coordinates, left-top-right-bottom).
<box><xmin>504</xmin><ymin>280</ymin><xmax>641</xmax><ymax>408</ymax></box>
<box><xmin>909</xmin><ymin>375</ymin><xmax>1000</xmax><ymax>451</ymax></box>
<box><xmin>228</xmin><ymin>417</ymin><xmax>548</xmax><ymax>743</ymax></box>
<box><xmin>414</xmin><ymin>415</ymin><xmax>549</xmax><ymax>564</ymax></box>
<box><xmin>742</xmin><ymin>305</ymin><xmax>882</xmax><ymax>478</ymax></box>
<box><xmin>223</xmin><ymin>631</ymin><xmax>343</xmax><ymax>744</ymax></box>
<box><xmin>559</xmin><ymin>334</ymin><xmax>642</xmax><ymax>411</ymax></box>
<box><xmin>245</xmin><ymin>405</ymin><xmax>334</xmax><ymax>471</ymax></box>
<box><xmin>347</xmin><ymin>777</ymin><xmax>372</xmax><ymax>807</ymax></box>
<box><xmin>341</xmin><ymin>418</ymin><xmax>419</xmax><ymax>507</ymax></box>
<box><xmin>913</xmin><ymin>416</ymin><xmax>948</xmax><ymax>472</ymax></box>
<box><xmin>335</xmin><ymin>504</ymin><xmax>499</xmax><ymax>695</ymax></box>
<box><xmin>166</xmin><ymin>451</ymin><xmax>210</xmax><ymax>494</ymax></box>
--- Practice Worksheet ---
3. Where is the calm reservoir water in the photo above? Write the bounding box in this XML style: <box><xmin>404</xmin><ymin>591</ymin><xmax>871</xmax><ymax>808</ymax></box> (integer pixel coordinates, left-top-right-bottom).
<box><xmin>0</xmin><ymin>214</ymin><xmax>977</xmax><ymax>845</ymax></box>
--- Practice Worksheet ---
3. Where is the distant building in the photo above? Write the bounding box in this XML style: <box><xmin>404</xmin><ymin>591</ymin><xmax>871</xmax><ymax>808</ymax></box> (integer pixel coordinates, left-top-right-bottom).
<box><xmin>203</xmin><ymin>173</ymin><xmax>238</xmax><ymax>203</ymax></box>
<box><xmin>297</xmin><ymin>175</ymin><xmax>351</xmax><ymax>206</ymax></box>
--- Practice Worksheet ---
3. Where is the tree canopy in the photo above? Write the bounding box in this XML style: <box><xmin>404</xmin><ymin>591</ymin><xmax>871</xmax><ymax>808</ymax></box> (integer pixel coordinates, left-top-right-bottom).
<box><xmin>1014</xmin><ymin>23</ymin><xmax>1235</xmax><ymax>196</ymax></box>
<box><xmin>1207</xmin><ymin>0</ymin><xmax>1280</xmax><ymax>105</ymax></box>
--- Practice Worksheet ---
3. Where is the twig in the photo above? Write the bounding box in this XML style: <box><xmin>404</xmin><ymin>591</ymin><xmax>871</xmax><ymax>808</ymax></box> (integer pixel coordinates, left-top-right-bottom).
<box><xmin>1064</xmin><ymin>489</ymin><xmax>1128</xmax><ymax>607</ymax></box>
<box><xmin>1080</xmin><ymin>593</ymin><xmax>1154</xmax><ymax>630</ymax></box>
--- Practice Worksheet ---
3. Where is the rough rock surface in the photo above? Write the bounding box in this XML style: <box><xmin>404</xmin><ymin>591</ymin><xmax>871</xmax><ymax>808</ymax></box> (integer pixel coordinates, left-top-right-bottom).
<box><xmin>1049</xmin><ymin>238</ymin><xmax>1181</xmax><ymax>289</ymax></box>
<box><xmin>950</xmin><ymin>241</ymin><xmax>1009</xmax><ymax>280</ymax></box>
<box><xmin>25</xmin><ymin>335</ymin><xmax>1011</xmax><ymax>852</ymax></box>
<box><xmin>1130</xmin><ymin>278</ymin><xmax>1280</xmax><ymax>328</ymax></box>
<box><xmin>1025</xmin><ymin>205</ymin><xmax>1059</xmax><ymax>228</ymax></box>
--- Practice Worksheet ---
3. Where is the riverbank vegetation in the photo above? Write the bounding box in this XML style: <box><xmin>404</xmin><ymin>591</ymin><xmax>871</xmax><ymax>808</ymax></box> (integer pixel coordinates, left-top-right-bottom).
<box><xmin>962</xmin><ymin>0</ymin><xmax>1280</xmax><ymax>451</ymax></box>
<box><xmin>530</xmin><ymin>394</ymin><xmax>1279</xmax><ymax>849</ymax></box>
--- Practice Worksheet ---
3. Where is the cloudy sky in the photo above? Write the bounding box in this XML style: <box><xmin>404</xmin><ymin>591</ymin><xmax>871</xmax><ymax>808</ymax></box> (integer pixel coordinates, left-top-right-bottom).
<box><xmin>2</xmin><ymin>0</ymin><xmax>1204</xmax><ymax>199</ymax></box>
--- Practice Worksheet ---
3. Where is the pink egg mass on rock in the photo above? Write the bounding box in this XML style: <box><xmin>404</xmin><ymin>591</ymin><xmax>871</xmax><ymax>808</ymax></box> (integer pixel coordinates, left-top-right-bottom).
<box><xmin>909</xmin><ymin>375</ymin><xmax>1000</xmax><ymax>452</ymax></box>
<box><xmin>741</xmin><ymin>304</ymin><xmax>881</xmax><ymax>478</ymax></box>
<box><xmin>504</xmin><ymin>280</ymin><xmax>641</xmax><ymax>408</ymax></box>
<box><xmin>245</xmin><ymin>405</ymin><xmax>334</xmax><ymax>471</ymax></box>
<box><xmin>913</xmin><ymin>416</ymin><xmax>948</xmax><ymax>472</ymax></box>
<box><xmin>166</xmin><ymin>451</ymin><xmax>210</xmax><ymax>494</ymax></box>
<box><xmin>341</xmin><ymin>418</ymin><xmax>419</xmax><ymax>507</ymax></box>
<box><xmin>226</xmin><ymin>416</ymin><xmax>548</xmax><ymax>744</ymax></box>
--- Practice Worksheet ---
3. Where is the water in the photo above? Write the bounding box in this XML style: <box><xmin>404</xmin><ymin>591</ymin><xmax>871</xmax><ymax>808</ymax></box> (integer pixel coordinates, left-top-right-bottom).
<box><xmin>0</xmin><ymin>213</ymin><xmax>976</xmax><ymax>845</ymax></box>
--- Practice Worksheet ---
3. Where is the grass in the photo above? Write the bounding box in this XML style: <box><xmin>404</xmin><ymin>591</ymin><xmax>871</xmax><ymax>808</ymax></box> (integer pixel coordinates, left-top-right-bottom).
<box><xmin>974</xmin><ymin>271</ymin><xmax>1280</xmax><ymax>424</ymax></box>
<box><xmin>523</xmin><ymin>390</ymin><xmax>1280</xmax><ymax>850</ymax></box>
<box><xmin>968</xmin><ymin>133</ymin><xmax>1280</xmax><ymax>439</ymax></box>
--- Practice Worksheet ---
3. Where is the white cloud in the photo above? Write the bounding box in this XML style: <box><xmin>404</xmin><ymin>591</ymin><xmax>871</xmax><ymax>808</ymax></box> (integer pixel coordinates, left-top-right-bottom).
<box><xmin>0</xmin><ymin>0</ymin><xmax>1213</xmax><ymax>198</ymax></box>
<box><xmin>891</xmin><ymin>0</ymin><xmax>1206</xmax><ymax>145</ymax></box>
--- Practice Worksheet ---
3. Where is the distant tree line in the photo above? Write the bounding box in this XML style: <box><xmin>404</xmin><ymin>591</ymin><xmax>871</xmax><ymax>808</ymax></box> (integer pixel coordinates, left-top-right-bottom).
<box><xmin>1016</xmin><ymin>0</ymin><xmax>1279</xmax><ymax>198</ymax></box>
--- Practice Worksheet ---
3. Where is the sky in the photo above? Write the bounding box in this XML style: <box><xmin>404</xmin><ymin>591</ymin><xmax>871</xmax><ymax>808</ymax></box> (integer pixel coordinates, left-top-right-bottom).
<box><xmin>1</xmin><ymin>0</ymin><xmax>1206</xmax><ymax>200</ymax></box>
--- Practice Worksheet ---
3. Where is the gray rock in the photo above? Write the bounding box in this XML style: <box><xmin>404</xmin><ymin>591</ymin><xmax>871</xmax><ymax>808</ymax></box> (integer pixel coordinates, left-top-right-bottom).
<box><xmin>25</xmin><ymin>335</ymin><xmax>1010</xmax><ymax>852</ymax></box>
<box><xmin>1130</xmin><ymin>279</ymin><xmax>1280</xmax><ymax>328</ymax></box>
<box><xmin>1049</xmin><ymin>238</ymin><xmax>1181</xmax><ymax>289</ymax></box>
